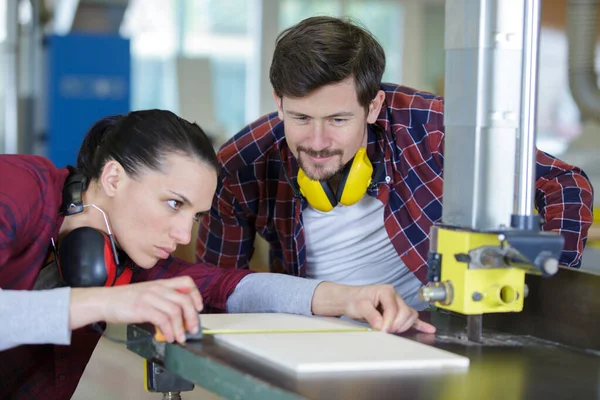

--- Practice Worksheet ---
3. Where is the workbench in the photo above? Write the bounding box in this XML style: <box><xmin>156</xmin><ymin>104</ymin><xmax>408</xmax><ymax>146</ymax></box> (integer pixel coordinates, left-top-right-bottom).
<box><xmin>126</xmin><ymin>268</ymin><xmax>600</xmax><ymax>400</ymax></box>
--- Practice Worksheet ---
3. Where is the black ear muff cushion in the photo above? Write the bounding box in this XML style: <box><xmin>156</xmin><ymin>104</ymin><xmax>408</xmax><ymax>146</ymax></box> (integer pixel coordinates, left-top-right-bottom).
<box><xmin>58</xmin><ymin>227</ymin><xmax>115</xmax><ymax>287</ymax></box>
<box><xmin>336</xmin><ymin>158</ymin><xmax>354</xmax><ymax>202</ymax></box>
<box><xmin>320</xmin><ymin>181</ymin><xmax>338</xmax><ymax>208</ymax></box>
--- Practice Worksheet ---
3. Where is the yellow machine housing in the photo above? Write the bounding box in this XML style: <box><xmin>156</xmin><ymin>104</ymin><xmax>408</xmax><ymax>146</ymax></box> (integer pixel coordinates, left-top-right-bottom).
<box><xmin>427</xmin><ymin>227</ymin><xmax>526</xmax><ymax>315</ymax></box>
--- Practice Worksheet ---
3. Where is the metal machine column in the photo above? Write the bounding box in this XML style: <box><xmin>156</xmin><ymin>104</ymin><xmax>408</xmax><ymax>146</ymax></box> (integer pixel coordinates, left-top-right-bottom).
<box><xmin>3</xmin><ymin>0</ymin><xmax>19</xmax><ymax>154</ymax></box>
<box><xmin>442</xmin><ymin>0</ymin><xmax>523</xmax><ymax>230</ymax></box>
<box><xmin>419</xmin><ymin>0</ymin><xmax>564</xmax><ymax>342</ymax></box>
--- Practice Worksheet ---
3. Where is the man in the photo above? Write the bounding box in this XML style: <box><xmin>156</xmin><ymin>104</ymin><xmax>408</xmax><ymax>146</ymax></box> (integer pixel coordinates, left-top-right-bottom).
<box><xmin>196</xmin><ymin>16</ymin><xmax>594</xmax><ymax>313</ymax></box>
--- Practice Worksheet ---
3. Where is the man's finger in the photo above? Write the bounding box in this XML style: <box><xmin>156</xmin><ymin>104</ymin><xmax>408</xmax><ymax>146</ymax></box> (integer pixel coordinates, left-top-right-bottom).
<box><xmin>394</xmin><ymin>307</ymin><xmax>418</xmax><ymax>333</ymax></box>
<box><xmin>378</xmin><ymin>290</ymin><xmax>400</xmax><ymax>332</ymax></box>
<box><xmin>413</xmin><ymin>318</ymin><xmax>436</xmax><ymax>333</ymax></box>
<box><xmin>356</xmin><ymin>299</ymin><xmax>384</xmax><ymax>330</ymax></box>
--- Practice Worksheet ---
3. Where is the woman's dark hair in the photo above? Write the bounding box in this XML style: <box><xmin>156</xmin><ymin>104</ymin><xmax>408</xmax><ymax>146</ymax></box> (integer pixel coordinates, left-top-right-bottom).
<box><xmin>76</xmin><ymin>109</ymin><xmax>218</xmax><ymax>181</ymax></box>
<box><xmin>269</xmin><ymin>16</ymin><xmax>386</xmax><ymax>111</ymax></box>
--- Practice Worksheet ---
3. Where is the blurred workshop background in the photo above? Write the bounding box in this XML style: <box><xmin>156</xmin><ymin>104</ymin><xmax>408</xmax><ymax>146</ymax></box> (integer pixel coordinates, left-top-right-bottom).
<box><xmin>1</xmin><ymin>0</ymin><xmax>599</xmax><ymax>398</ymax></box>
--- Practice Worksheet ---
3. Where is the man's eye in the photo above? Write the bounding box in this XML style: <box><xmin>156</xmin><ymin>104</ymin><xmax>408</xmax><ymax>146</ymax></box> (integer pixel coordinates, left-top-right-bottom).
<box><xmin>168</xmin><ymin>200</ymin><xmax>182</xmax><ymax>210</ymax></box>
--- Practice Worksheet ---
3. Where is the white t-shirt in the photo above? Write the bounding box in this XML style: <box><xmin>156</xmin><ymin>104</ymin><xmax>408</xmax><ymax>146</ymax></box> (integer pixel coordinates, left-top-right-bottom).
<box><xmin>303</xmin><ymin>195</ymin><xmax>427</xmax><ymax>310</ymax></box>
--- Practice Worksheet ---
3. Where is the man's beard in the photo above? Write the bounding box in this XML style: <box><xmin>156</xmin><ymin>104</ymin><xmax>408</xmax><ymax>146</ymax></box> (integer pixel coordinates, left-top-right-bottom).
<box><xmin>297</xmin><ymin>147</ymin><xmax>344</xmax><ymax>181</ymax></box>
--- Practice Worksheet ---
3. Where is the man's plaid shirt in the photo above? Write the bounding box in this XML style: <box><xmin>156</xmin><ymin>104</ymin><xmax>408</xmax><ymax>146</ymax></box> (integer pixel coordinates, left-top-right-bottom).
<box><xmin>197</xmin><ymin>83</ymin><xmax>594</xmax><ymax>282</ymax></box>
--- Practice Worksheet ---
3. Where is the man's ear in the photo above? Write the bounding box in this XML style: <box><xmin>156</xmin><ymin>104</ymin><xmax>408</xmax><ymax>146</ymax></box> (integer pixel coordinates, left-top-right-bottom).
<box><xmin>273</xmin><ymin>91</ymin><xmax>284</xmax><ymax>120</ymax></box>
<box><xmin>99</xmin><ymin>160</ymin><xmax>123</xmax><ymax>198</ymax></box>
<box><xmin>366</xmin><ymin>90</ymin><xmax>386</xmax><ymax>124</ymax></box>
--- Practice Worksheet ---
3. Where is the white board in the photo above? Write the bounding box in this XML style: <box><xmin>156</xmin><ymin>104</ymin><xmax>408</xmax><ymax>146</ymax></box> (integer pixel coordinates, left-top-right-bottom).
<box><xmin>200</xmin><ymin>314</ymin><xmax>470</xmax><ymax>374</ymax></box>
<box><xmin>200</xmin><ymin>313</ymin><xmax>371</xmax><ymax>333</ymax></box>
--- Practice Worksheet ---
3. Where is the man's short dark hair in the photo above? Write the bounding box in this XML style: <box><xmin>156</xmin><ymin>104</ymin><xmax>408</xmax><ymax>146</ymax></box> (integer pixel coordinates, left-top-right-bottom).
<box><xmin>269</xmin><ymin>16</ymin><xmax>386</xmax><ymax>111</ymax></box>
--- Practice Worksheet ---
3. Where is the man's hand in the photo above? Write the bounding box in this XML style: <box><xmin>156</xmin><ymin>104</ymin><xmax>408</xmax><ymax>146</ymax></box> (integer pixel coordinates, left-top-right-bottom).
<box><xmin>311</xmin><ymin>282</ymin><xmax>436</xmax><ymax>334</ymax></box>
<box><xmin>70</xmin><ymin>276</ymin><xmax>203</xmax><ymax>344</ymax></box>
<box><xmin>343</xmin><ymin>284</ymin><xmax>435</xmax><ymax>333</ymax></box>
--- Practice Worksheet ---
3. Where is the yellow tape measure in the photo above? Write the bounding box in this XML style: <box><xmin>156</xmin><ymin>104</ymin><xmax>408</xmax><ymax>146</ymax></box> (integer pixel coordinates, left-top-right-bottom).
<box><xmin>201</xmin><ymin>327</ymin><xmax>372</xmax><ymax>335</ymax></box>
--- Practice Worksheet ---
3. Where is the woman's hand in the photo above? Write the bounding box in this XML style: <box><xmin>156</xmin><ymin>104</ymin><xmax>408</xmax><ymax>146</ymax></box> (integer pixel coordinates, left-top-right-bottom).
<box><xmin>311</xmin><ymin>282</ymin><xmax>436</xmax><ymax>334</ymax></box>
<box><xmin>69</xmin><ymin>276</ymin><xmax>203</xmax><ymax>344</ymax></box>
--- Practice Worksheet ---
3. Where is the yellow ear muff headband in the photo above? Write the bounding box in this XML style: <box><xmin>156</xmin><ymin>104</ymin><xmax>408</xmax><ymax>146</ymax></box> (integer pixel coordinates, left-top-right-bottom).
<box><xmin>297</xmin><ymin>147</ymin><xmax>374</xmax><ymax>212</ymax></box>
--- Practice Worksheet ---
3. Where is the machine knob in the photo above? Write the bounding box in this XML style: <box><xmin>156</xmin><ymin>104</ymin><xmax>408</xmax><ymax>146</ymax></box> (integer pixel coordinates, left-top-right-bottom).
<box><xmin>542</xmin><ymin>257</ymin><xmax>559</xmax><ymax>275</ymax></box>
<box><xmin>536</xmin><ymin>256</ymin><xmax>559</xmax><ymax>276</ymax></box>
<box><xmin>419</xmin><ymin>285</ymin><xmax>447</xmax><ymax>303</ymax></box>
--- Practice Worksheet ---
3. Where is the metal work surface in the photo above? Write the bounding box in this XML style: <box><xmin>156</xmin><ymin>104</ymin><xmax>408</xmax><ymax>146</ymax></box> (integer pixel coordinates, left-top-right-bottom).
<box><xmin>484</xmin><ymin>267</ymin><xmax>600</xmax><ymax>351</ymax></box>
<box><xmin>127</xmin><ymin>308</ymin><xmax>600</xmax><ymax>400</ymax></box>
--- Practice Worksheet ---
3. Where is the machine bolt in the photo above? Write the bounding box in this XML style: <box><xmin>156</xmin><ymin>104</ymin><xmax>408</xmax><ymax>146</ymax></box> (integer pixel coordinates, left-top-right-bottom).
<box><xmin>162</xmin><ymin>393</ymin><xmax>182</xmax><ymax>400</ymax></box>
<box><xmin>472</xmin><ymin>292</ymin><xmax>483</xmax><ymax>302</ymax></box>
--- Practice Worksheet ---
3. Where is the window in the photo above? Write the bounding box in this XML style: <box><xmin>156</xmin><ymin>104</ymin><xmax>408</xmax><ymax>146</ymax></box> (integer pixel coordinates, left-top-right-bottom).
<box><xmin>279</xmin><ymin>0</ymin><xmax>404</xmax><ymax>83</ymax></box>
<box><xmin>121</xmin><ymin>0</ymin><xmax>179</xmax><ymax>113</ymax></box>
<box><xmin>180</xmin><ymin>0</ymin><xmax>251</xmax><ymax>139</ymax></box>
<box><xmin>279</xmin><ymin>0</ymin><xmax>340</xmax><ymax>29</ymax></box>
<box><xmin>122</xmin><ymin>0</ymin><xmax>252</xmax><ymax>141</ymax></box>
<box><xmin>122</xmin><ymin>0</ymin><xmax>404</xmax><ymax>142</ymax></box>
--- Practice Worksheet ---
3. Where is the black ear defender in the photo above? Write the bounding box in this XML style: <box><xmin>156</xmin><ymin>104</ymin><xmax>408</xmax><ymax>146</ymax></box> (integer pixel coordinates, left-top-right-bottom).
<box><xmin>55</xmin><ymin>167</ymin><xmax>133</xmax><ymax>287</ymax></box>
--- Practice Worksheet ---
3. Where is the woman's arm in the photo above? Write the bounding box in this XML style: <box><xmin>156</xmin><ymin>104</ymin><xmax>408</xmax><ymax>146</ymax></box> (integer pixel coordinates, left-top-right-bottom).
<box><xmin>0</xmin><ymin>287</ymin><xmax>71</xmax><ymax>351</ymax></box>
<box><xmin>0</xmin><ymin>276</ymin><xmax>205</xmax><ymax>351</ymax></box>
<box><xmin>69</xmin><ymin>277</ymin><xmax>203</xmax><ymax>343</ymax></box>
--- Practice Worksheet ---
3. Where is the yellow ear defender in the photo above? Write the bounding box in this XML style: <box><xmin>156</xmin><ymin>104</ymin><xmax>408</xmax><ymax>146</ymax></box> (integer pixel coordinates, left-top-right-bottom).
<box><xmin>297</xmin><ymin>147</ymin><xmax>373</xmax><ymax>212</ymax></box>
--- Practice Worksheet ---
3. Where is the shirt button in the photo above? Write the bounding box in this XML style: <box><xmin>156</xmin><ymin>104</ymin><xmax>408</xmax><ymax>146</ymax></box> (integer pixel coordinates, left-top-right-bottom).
<box><xmin>59</xmin><ymin>374</ymin><xmax>66</xmax><ymax>381</ymax></box>
<box><xmin>385</xmin><ymin>176</ymin><xmax>392</xmax><ymax>183</ymax></box>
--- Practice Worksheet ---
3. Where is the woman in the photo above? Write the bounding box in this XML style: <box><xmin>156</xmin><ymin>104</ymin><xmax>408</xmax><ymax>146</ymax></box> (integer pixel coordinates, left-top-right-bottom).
<box><xmin>0</xmin><ymin>109</ymin><xmax>434</xmax><ymax>399</ymax></box>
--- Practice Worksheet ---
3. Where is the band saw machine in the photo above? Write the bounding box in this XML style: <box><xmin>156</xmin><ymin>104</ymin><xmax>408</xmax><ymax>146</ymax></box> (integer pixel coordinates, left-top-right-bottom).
<box><xmin>417</xmin><ymin>0</ymin><xmax>564</xmax><ymax>342</ymax></box>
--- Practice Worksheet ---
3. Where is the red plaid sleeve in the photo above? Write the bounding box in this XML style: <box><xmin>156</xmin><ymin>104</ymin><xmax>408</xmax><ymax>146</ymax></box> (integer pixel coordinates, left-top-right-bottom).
<box><xmin>132</xmin><ymin>256</ymin><xmax>253</xmax><ymax>313</ymax></box>
<box><xmin>196</xmin><ymin>174</ymin><xmax>257</xmax><ymax>271</ymax></box>
<box><xmin>196</xmin><ymin>114</ymin><xmax>281</xmax><ymax>272</ymax></box>
<box><xmin>535</xmin><ymin>150</ymin><xmax>594</xmax><ymax>268</ymax></box>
